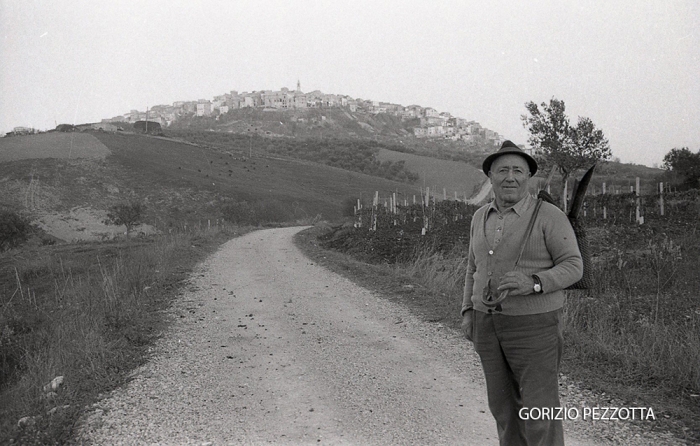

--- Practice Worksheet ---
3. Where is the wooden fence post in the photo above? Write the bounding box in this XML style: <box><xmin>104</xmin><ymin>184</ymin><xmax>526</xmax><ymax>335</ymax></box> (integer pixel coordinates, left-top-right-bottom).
<box><xmin>635</xmin><ymin>177</ymin><xmax>643</xmax><ymax>224</ymax></box>
<box><xmin>602</xmin><ymin>182</ymin><xmax>607</xmax><ymax>220</ymax></box>
<box><xmin>659</xmin><ymin>182</ymin><xmax>664</xmax><ymax>216</ymax></box>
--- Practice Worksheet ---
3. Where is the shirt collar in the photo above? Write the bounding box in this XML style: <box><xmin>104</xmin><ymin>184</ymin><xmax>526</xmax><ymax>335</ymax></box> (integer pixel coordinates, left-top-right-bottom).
<box><xmin>487</xmin><ymin>194</ymin><xmax>534</xmax><ymax>216</ymax></box>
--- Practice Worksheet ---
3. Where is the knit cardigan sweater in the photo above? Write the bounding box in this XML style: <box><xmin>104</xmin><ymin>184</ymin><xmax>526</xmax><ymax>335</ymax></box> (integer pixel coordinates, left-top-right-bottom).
<box><xmin>462</xmin><ymin>195</ymin><xmax>583</xmax><ymax>316</ymax></box>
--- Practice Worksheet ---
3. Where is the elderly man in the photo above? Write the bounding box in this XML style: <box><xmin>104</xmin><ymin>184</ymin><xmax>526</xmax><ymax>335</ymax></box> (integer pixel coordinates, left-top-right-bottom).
<box><xmin>462</xmin><ymin>140</ymin><xmax>583</xmax><ymax>446</ymax></box>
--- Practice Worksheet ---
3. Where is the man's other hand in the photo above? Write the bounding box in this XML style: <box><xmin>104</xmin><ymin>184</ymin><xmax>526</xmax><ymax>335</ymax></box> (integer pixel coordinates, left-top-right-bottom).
<box><xmin>461</xmin><ymin>310</ymin><xmax>474</xmax><ymax>342</ymax></box>
<box><xmin>497</xmin><ymin>271</ymin><xmax>534</xmax><ymax>296</ymax></box>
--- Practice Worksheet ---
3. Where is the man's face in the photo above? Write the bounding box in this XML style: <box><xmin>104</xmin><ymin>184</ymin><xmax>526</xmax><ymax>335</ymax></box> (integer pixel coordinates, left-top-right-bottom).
<box><xmin>489</xmin><ymin>154</ymin><xmax>531</xmax><ymax>208</ymax></box>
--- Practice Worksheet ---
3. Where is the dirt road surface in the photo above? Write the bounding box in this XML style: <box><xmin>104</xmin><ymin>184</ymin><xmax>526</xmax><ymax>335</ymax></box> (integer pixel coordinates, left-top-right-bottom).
<box><xmin>78</xmin><ymin>227</ymin><xmax>604</xmax><ymax>445</ymax></box>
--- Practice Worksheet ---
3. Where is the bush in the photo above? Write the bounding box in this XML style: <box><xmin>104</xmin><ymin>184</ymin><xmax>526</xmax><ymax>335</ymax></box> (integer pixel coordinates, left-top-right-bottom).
<box><xmin>133</xmin><ymin>121</ymin><xmax>163</xmax><ymax>135</ymax></box>
<box><xmin>221</xmin><ymin>202</ymin><xmax>255</xmax><ymax>225</ymax></box>
<box><xmin>55</xmin><ymin>124</ymin><xmax>77</xmax><ymax>132</ymax></box>
<box><xmin>0</xmin><ymin>210</ymin><xmax>32</xmax><ymax>251</ymax></box>
<box><xmin>221</xmin><ymin>199</ymin><xmax>293</xmax><ymax>225</ymax></box>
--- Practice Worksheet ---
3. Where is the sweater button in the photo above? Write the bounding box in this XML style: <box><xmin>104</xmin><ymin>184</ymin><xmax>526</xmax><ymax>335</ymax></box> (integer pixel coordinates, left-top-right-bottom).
<box><xmin>488</xmin><ymin>272</ymin><xmax>493</xmax><ymax>276</ymax></box>
<box><xmin>488</xmin><ymin>250</ymin><xmax>494</xmax><ymax>255</ymax></box>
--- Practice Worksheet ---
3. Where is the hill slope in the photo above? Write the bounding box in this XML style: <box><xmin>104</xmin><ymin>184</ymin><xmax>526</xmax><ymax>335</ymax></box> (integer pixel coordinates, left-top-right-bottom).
<box><xmin>0</xmin><ymin>132</ymin><xmax>111</xmax><ymax>161</ymax></box>
<box><xmin>0</xmin><ymin>132</ymin><xmax>422</xmax><ymax>242</ymax></box>
<box><xmin>375</xmin><ymin>148</ymin><xmax>484</xmax><ymax>199</ymax></box>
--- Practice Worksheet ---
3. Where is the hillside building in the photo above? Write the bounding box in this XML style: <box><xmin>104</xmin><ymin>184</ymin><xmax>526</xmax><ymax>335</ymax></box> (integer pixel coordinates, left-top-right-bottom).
<box><xmin>196</xmin><ymin>100</ymin><xmax>212</xmax><ymax>116</ymax></box>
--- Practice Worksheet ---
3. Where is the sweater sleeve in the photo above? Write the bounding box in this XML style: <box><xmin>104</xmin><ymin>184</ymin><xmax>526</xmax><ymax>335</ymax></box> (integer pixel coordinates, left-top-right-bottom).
<box><xmin>537</xmin><ymin>203</ymin><xmax>584</xmax><ymax>292</ymax></box>
<box><xmin>461</xmin><ymin>210</ymin><xmax>478</xmax><ymax>316</ymax></box>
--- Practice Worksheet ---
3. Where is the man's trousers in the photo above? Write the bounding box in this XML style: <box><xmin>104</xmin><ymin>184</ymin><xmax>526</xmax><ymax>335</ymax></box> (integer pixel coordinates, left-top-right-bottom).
<box><xmin>473</xmin><ymin>308</ymin><xmax>565</xmax><ymax>446</ymax></box>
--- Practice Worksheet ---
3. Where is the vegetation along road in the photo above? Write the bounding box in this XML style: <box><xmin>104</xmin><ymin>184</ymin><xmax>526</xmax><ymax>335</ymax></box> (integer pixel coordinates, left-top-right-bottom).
<box><xmin>76</xmin><ymin>227</ymin><xmax>667</xmax><ymax>445</ymax></box>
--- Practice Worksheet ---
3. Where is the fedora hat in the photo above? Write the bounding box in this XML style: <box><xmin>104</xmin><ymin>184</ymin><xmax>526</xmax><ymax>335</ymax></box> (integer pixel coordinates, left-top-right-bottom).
<box><xmin>482</xmin><ymin>140</ymin><xmax>538</xmax><ymax>176</ymax></box>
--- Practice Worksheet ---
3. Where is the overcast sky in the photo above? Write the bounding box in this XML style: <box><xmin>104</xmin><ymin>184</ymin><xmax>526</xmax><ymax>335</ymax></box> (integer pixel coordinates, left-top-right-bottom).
<box><xmin>2</xmin><ymin>0</ymin><xmax>698</xmax><ymax>166</ymax></box>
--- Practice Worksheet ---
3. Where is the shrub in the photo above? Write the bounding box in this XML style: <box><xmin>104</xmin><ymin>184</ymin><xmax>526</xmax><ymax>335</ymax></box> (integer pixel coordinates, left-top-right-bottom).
<box><xmin>221</xmin><ymin>201</ymin><xmax>254</xmax><ymax>225</ymax></box>
<box><xmin>55</xmin><ymin>124</ymin><xmax>77</xmax><ymax>132</ymax></box>
<box><xmin>0</xmin><ymin>210</ymin><xmax>32</xmax><ymax>251</ymax></box>
<box><xmin>252</xmin><ymin>199</ymin><xmax>292</xmax><ymax>224</ymax></box>
<box><xmin>133</xmin><ymin>121</ymin><xmax>163</xmax><ymax>135</ymax></box>
<box><xmin>221</xmin><ymin>199</ymin><xmax>293</xmax><ymax>225</ymax></box>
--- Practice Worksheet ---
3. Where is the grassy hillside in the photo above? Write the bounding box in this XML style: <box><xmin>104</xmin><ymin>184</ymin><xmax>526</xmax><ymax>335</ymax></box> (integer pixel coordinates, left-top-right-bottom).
<box><xmin>166</xmin><ymin>131</ymin><xmax>421</xmax><ymax>184</ymax></box>
<box><xmin>92</xmin><ymin>132</ymin><xmax>420</xmax><ymax>221</ymax></box>
<box><xmin>0</xmin><ymin>132</ymin><xmax>423</xmax><ymax>240</ymax></box>
<box><xmin>0</xmin><ymin>133</ymin><xmax>111</xmax><ymax>162</ymax></box>
<box><xmin>375</xmin><ymin>148</ymin><xmax>484</xmax><ymax>199</ymax></box>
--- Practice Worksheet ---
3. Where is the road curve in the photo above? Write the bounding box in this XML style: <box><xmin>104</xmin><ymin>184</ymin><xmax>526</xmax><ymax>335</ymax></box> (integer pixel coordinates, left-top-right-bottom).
<box><xmin>78</xmin><ymin>226</ymin><xmax>602</xmax><ymax>445</ymax></box>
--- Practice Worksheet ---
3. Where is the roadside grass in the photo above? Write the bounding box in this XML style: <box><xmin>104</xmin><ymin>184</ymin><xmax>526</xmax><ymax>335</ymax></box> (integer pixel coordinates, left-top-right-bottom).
<box><xmin>297</xmin><ymin>224</ymin><xmax>700</xmax><ymax>443</ymax></box>
<box><xmin>0</xmin><ymin>224</ymin><xmax>252</xmax><ymax>445</ymax></box>
<box><xmin>563</xmin><ymin>228</ymin><xmax>700</xmax><ymax>442</ymax></box>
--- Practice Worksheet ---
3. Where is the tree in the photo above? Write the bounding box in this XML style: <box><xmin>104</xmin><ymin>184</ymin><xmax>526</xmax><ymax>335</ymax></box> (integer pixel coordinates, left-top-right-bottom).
<box><xmin>521</xmin><ymin>98</ymin><xmax>611</xmax><ymax>210</ymax></box>
<box><xmin>104</xmin><ymin>202</ymin><xmax>146</xmax><ymax>238</ymax></box>
<box><xmin>662</xmin><ymin>147</ymin><xmax>700</xmax><ymax>190</ymax></box>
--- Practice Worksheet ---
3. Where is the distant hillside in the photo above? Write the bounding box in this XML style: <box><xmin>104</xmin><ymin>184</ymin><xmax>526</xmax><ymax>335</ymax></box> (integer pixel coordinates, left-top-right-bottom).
<box><xmin>173</xmin><ymin>107</ymin><xmax>411</xmax><ymax>139</ymax></box>
<box><xmin>375</xmin><ymin>149</ymin><xmax>484</xmax><ymax>199</ymax></box>
<box><xmin>592</xmin><ymin>161</ymin><xmax>664</xmax><ymax>194</ymax></box>
<box><xmin>0</xmin><ymin>131</ymin><xmax>423</xmax><ymax>241</ymax></box>
<box><xmin>166</xmin><ymin>130</ymin><xmax>421</xmax><ymax>185</ymax></box>
<box><xmin>166</xmin><ymin>107</ymin><xmax>497</xmax><ymax>153</ymax></box>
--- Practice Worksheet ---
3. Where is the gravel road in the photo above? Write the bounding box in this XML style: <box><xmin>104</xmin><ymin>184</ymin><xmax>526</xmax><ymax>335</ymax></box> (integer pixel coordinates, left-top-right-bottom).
<box><xmin>76</xmin><ymin>227</ymin><xmax>674</xmax><ymax>445</ymax></box>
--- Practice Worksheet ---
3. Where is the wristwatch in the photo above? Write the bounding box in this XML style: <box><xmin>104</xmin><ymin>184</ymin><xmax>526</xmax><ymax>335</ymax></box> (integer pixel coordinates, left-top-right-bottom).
<box><xmin>532</xmin><ymin>275</ymin><xmax>543</xmax><ymax>294</ymax></box>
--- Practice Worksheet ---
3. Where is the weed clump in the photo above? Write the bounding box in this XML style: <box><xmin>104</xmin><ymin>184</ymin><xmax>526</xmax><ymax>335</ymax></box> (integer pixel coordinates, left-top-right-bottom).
<box><xmin>0</xmin><ymin>210</ymin><xmax>32</xmax><ymax>251</ymax></box>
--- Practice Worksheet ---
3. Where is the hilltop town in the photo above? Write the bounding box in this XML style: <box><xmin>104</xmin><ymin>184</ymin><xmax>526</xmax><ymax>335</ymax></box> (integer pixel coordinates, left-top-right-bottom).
<box><xmin>101</xmin><ymin>82</ymin><xmax>505</xmax><ymax>148</ymax></box>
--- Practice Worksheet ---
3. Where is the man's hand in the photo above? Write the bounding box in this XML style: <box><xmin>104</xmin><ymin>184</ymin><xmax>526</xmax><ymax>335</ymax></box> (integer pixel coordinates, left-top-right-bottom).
<box><xmin>461</xmin><ymin>310</ymin><xmax>474</xmax><ymax>342</ymax></box>
<box><xmin>497</xmin><ymin>271</ymin><xmax>535</xmax><ymax>296</ymax></box>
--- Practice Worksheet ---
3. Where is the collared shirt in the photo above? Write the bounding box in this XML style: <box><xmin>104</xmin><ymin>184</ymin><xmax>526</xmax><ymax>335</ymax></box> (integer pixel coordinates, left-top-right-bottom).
<box><xmin>484</xmin><ymin>194</ymin><xmax>535</xmax><ymax>249</ymax></box>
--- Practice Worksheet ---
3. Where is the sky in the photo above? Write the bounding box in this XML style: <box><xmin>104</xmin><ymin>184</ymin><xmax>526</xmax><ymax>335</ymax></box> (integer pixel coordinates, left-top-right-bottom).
<box><xmin>2</xmin><ymin>0</ymin><xmax>698</xmax><ymax>167</ymax></box>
